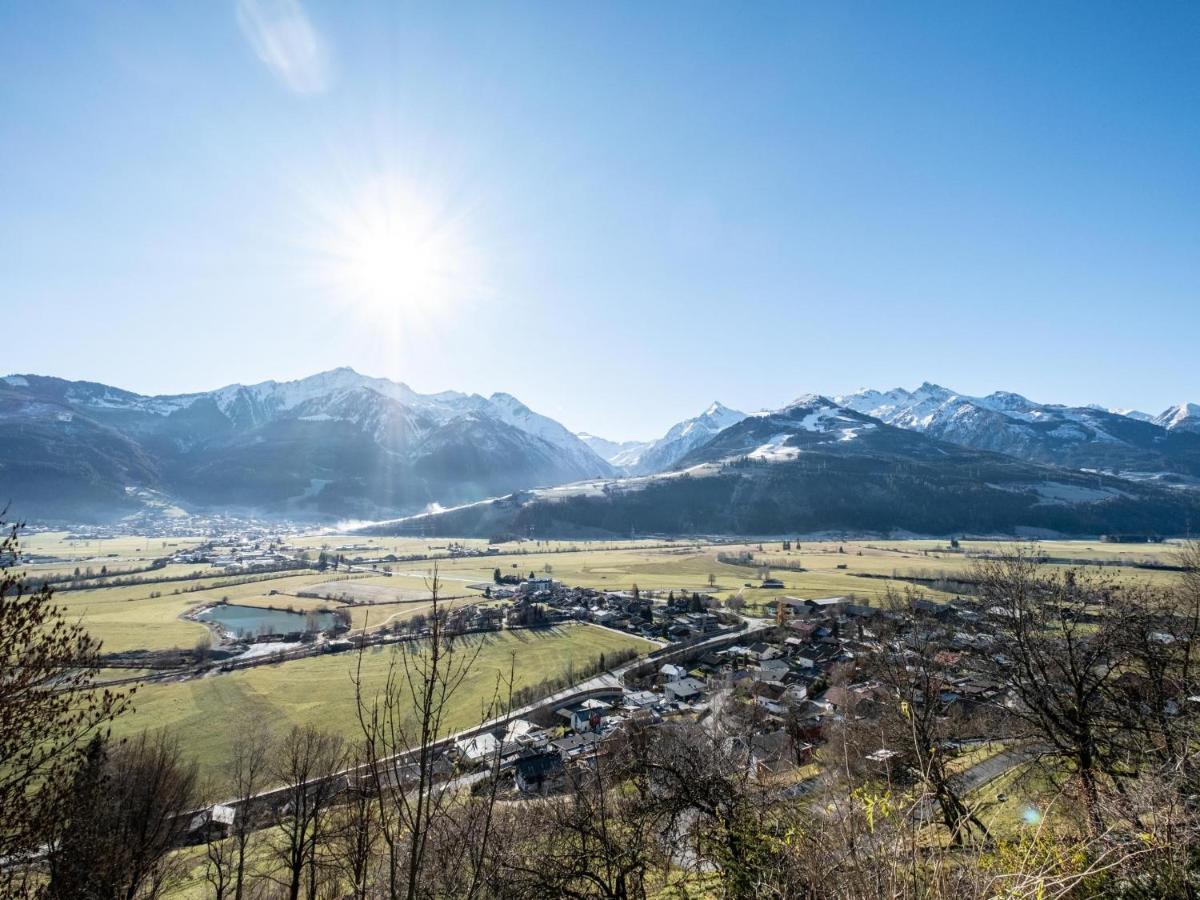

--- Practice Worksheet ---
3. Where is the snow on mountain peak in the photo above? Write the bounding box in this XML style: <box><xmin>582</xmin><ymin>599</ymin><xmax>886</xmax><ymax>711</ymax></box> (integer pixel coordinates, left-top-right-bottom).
<box><xmin>785</xmin><ymin>393</ymin><xmax>835</xmax><ymax>410</ymax></box>
<box><xmin>1156</xmin><ymin>402</ymin><xmax>1200</xmax><ymax>432</ymax></box>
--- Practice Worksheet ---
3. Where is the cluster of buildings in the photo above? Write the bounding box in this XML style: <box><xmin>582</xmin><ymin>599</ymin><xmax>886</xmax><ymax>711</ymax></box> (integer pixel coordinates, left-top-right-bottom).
<box><xmin>486</xmin><ymin>578</ymin><xmax>730</xmax><ymax>643</ymax></box>
<box><xmin>171</xmin><ymin>540</ymin><xmax>294</xmax><ymax>572</ymax></box>
<box><xmin>446</xmin><ymin>587</ymin><xmax>1031</xmax><ymax>798</ymax></box>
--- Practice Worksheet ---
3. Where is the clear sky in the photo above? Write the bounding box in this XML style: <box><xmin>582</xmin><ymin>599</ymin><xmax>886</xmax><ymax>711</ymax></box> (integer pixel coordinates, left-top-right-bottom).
<box><xmin>2</xmin><ymin>2</ymin><xmax>1197</xmax><ymax>440</ymax></box>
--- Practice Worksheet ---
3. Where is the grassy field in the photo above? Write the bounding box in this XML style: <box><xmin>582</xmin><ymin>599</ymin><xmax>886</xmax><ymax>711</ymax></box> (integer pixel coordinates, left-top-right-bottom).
<box><xmin>19</xmin><ymin>531</ymin><xmax>203</xmax><ymax>560</ymax></box>
<box><xmin>108</xmin><ymin>624</ymin><xmax>654</xmax><ymax>787</ymax></box>
<box><xmin>31</xmin><ymin>533</ymin><xmax>1192</xmax><ymax>655</ymax></box>
<box><xmin>52</xmin><ymin>571</ymin><xmax>362</xmax><ymax>654</ymax></box>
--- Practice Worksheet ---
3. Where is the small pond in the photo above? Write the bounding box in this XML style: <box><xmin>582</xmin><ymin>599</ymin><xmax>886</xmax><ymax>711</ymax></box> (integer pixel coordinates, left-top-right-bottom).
<box><xmin>196</xmin><ymin>604</ymin><xmax>337</xmax><ymax>639</ymax></box>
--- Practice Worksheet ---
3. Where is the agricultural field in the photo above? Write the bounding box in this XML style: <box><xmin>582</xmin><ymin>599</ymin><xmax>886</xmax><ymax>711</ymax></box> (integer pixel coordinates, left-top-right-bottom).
<box><xmin>35</xmin><ymin>534</ymin><xmax>1192</xmax><ymax>655</ymax></box>
<box><xmin>300</xmin><ymin>572</ymin><xmax>476</xmax><ymax>604</ymax></box>
<box><xmin>108</xmin><ymin>624</ymin><xmax>654</xmax><ymax>787</ymax></box>
<box><xmin>51</xmin><ymin>571</ymin><xmax>364</xmax><ymax>654</ymax></box>
<box><xmin>18</xmin><ymin>531</ymin><xmax>204</xmax><ymax>560</ymax></box>
<box><xmin>286</xmin><ymin>535</ymin><xmax>668</xmax><ymax>558</ymax></box>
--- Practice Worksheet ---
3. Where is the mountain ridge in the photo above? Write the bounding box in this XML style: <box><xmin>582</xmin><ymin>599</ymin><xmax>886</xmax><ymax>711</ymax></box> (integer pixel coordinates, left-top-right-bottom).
<box><xmin>0</xmin><ymin>368</ymin><xmax>613</xmax><ymax>522</ymax></box>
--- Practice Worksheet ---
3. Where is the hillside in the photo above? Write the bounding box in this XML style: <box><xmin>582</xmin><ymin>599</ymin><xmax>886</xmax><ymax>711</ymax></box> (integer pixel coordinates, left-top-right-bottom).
<box><xmin>382</xmin><ymin>397</ymin><xmax>1200</xmax><ymax>538</ymax></box>
<box><xmin>0</xmin><ymin>370</ymin><xmax>613</xmax><ymax>523</ymax></box>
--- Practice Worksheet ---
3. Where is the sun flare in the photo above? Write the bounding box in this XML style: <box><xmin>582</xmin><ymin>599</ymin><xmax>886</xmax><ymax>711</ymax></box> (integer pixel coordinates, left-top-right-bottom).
<box><xmin>317</xmin><ymin>175</ymin><xmax>482</xmax><ymax>322</ymax></box>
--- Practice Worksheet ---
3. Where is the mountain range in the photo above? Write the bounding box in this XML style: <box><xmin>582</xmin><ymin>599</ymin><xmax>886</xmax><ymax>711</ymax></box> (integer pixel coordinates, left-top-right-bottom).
<box><xmin>832</xmin><ymin>383</ymin><xmax>1200</xmax><ymax>488</ymax></box>
<box><xmin>579</xmin><ymin>401</ymin><xmax>747</xmax><ymax>475</ymax></box>
<box><xmin>3</xmin><ymin>370</ymin><xmax>1199</xmax><ymax>536</ymax></box>
<box><xmin>393</xmin><ymin>394</ymin><xmax>1200</xmax><ymax>540</ymax></box>
<box><xmin>0</xmin><ymin>369</ymin><xmax>612</xmax><ymax>522</ymax></box>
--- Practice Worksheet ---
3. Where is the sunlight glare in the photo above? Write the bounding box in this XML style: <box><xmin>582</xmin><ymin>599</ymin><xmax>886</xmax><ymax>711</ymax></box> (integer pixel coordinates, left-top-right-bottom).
<box><xmin>319</xmin><ymin>175</ymin><xmax>482</xmax><ymax>324</ymax></box>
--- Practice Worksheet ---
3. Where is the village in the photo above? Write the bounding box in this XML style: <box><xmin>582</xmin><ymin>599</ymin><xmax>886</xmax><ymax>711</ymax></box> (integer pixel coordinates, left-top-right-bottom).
<box><xmin>186</xmin><ymin>571</ymin><xmax>1020</xmax><ymax>845</ymax></box>
<box><xmin>431</xmin><ymin>584</ymin><xmax>1010</xmax><ymax>802</ymax></box>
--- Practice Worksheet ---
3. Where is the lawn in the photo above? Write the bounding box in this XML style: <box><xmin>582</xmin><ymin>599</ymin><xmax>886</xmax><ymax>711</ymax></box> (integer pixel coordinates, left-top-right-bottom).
<box><xmin>108</xmin><ymin>624</ymin><xmax>655</xmax><ymax>788</ymax></box>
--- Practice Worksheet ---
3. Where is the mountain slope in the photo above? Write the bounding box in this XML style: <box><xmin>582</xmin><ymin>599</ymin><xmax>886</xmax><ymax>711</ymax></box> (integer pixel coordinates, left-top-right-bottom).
<box><xmin>1156</xmin><ymin>403</ymin><xmax>1200</xmax><ymax>434</ymax></box>
<box><xmin>836</xmin><ymin>383</ymin><xmax>1200</xmax><ymax>485</ymax></box>
<box><xmin>0</xmin><ymin>370</ymin><xmax>612</xmax><ymax>522</ymax></box>
<box><xmin>577</xmin><ymin>433</ymin><xmax>653</xmax><ymax>467</ymax></box>
<box><xmin>369</xmin><ymin>396</ymin><xmax>1200</xmax><ymax>539</ymax></box>
<box><xmin>584</xmin><ymin>402</ymin><xmax>747</xmax><ymax>475</ymax></box>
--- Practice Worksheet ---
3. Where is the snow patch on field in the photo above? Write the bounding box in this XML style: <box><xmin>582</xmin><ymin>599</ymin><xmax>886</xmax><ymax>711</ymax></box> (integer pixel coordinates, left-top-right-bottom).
<box><xmin>748</xmin><ymin>434</ymin><xmax>801</xmax><ymax>460</ymax></box>
<box><xmin>233</xmin><ymin>641</ymin><xmax>299</xmax><ymax>660</ymax></box>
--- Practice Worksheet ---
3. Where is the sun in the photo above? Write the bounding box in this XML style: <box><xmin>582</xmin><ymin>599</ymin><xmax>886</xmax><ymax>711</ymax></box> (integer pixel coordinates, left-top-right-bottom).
<box><xmin>347</xmin><ymin>218</ymin><xmax>441</xmax><ymax>312</ymax></box>
<box><xmin>317</xmin><ymin>175</ymin><xmax>481</xmax><ymax>321</ymax></box>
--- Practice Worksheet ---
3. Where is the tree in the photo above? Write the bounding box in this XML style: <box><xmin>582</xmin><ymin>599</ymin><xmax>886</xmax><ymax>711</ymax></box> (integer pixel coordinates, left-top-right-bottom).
<box><xmin>971</xmin><ymin>550</ymin><xmax>1148</xmax><ymax>836</ymax></box>
<box><xmin>863</xmin><ymin>602</ymin><xmax>992</xmax><ymax>846</ymax></box>
<box><xmin>46</xmin><ymin>731</ymin><xmax>198</xmax><ymax>900</ymax></box>
<box><xmin>353</xmin><ymin>565</ymin><xmax>510</xmax><ymax>898</ymax></box>
<box><xmin>194</xmin><ymin>632</ymin><xmax>213</xmax><ymax>663</ymax></box>
<box><xmin>492</xmin><ymin>567</ymin><xmax>501</xmax><ymax>584</ymax></box>
<box><xmin>708</xmin><ymin>573</ymin><xmax>717</xmax><ymax>588</ymax></box>
<box><xmin>0</xmin><ymin>516</ymin><xmax>132</xmax><ymax>879</ymax></box>
<box><xmin>328</xmin><ymin>746</ymin><xmax>382</xmax><ymax>900</ymax></box>
<box><xmin>204</xmin><ymin>720</ymin><xmax>271</xmax><ymax>900</ymax></box>
<box><xmin>269</xmin><ymin>725</ymin><xmax>346</xmax><ymax>900</ymax></box>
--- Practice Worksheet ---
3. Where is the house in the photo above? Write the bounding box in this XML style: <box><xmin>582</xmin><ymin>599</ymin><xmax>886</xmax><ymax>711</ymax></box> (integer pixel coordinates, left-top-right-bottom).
<box><xmin>187</xmin><ymin>804</ymin><xmax>236</xmax><ymax>843</ymax></box>
<box><xmin>498</xmin><ymin>719</ymin><xmax>548</xmax><ymax>755</ymax></box>
<box><xmin>557</xmin><ymin>698</ymin><xmax>612</xmax><ymax>732</ymax></box>
<box><xmin>685</xmin><ymin>612</ymin><xmax>720</xmax><ymax>635</ymax></box>
<box><xmin>514</xmin><ymin>749</ymin><xmax>564</xmax><ymax>793</ymax></box>
<box><xmin>623</xmin><ymin>689</ymin><xmax>660</xmax><ymax>709</ymax></box>
<box><xmin>784</xmin><ymin>683</ymin><xmax>809</xmax><ymax>704</ymax></box>
<box><xmin>664</xmin><ymin>677</ymin><xmax>707</xmax><ymax>703</ymax></box>
<box><xmin>805</xmin><ymin>596</ymin><xmax>849</xmax><ymax>617</ymax></box>
<box><xmin>748</xmin><ymin>642</ymin><xmax>781</xmax><ymax>661</ymax></box>
<box><xmin>659</xmin><ymin>663</ymin><xmax>688</xmax><ymax>680</ymax></box>
<box><xmin>761</xmin><ymin>578</ymin><xmax>785</xmax><ymax>589</ymax></box>
<box><xmin>553</xmin><ymin>731</ymin><xmax>602</xmax><ymax>759</ymax></box>
<box><xmin>455</xmin><ymin>732</ymin><xmax>501</xmax><ymax>763</ymax></box>
<box><xmin>750</xmin><ymin>681</ymin><xmax>787</xmax><ymax>713</ymax></box>
<box><xmin>748</xmin><ymin>729</ymin><xmax>800</xmax><ymax>779</ymax></box>
<box><xmin>767</xmin><ymin>597</ymin><xmax>809</xmax><ymax>619</ymax></box>
<box><xmin>756</xmin><ymin>658</ymin><xmax>791</xmax><ymax>679</ymax></box>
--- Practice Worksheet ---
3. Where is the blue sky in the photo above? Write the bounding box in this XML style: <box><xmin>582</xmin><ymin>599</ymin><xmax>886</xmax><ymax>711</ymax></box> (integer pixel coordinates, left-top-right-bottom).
<box><xmin>1</xmin><ymin>2</ymin><xmax>1197</xmax><ymax>440</ymax></box>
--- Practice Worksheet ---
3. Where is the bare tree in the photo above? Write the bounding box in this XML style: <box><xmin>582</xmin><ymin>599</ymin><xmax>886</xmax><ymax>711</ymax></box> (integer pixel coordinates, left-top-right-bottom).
<box><xmin>327</xmin><ymin>746</ymin><xmax>382</xmax><ymax>900</ymax></box>
<box><xmin>969</xmin><ymin>551</ymin><xmax>1139</xmax><ymax>835</ymax></box>
<box><xmin>0</xmin><ymin>516</ymin><xmax>132</xmax><ymax>881</ymax></box>
<box><xmin>204</xmin><ymin>719</ymin><xmax>272</xmax><ymax>900</ymax></box>
<box><xmin>269</xmin><ymin>725</ymin><xmax>346</xmax><ymax>900</ymax></box>
<box><xmin>866</xmin><ymin>621</ymin><xmax>992</xmax><ymax>846</ymax></box>
<box><xmin>46</xmin><ymin>730</ymin><xmax>198</xmax><ymax>900</ymax></box>
<box><xmin>352</xmin><ymin>565</ymin><xmax>508</xmax><ymax>899</ymax></box>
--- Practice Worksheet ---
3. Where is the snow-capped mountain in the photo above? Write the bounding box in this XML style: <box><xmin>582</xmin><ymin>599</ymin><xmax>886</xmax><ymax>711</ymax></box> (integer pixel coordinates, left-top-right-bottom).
<box><xmin>1155</xmin><ymin>403</ymin><xmax>1200</xmax><ymax>434</ymax></box>
<box><xmin>396</xmin><ymin>393</ymin><xmax>1200</xmax><ymax>540</ymax></box>
<box><xmin>617</xmin><ymin>402</ymin><xmax>747</xmax><ymax>474</ymax></box>
<box><xmin>835</xmin><ymin>383</ymin><xmax>1200</xmax><ymax>483</ymax></box>
<box><xmin>675</xmin><ymin>395</ymin><xmax>901</xmax><ymax>467</ymax></box>
<box><xmin>477</xmin><ymin>392</ymin><xmax>608</xmax><ymax>476</ymax></box>
<box><xmin>0</xmin><ymin>369</ymin><xmax>612</xmax><ymax>522</ymax></box>
<box><xmin>577</xmin><ymin>433</ymin><xmax>654</xmax><ymax>468</ymax></box>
